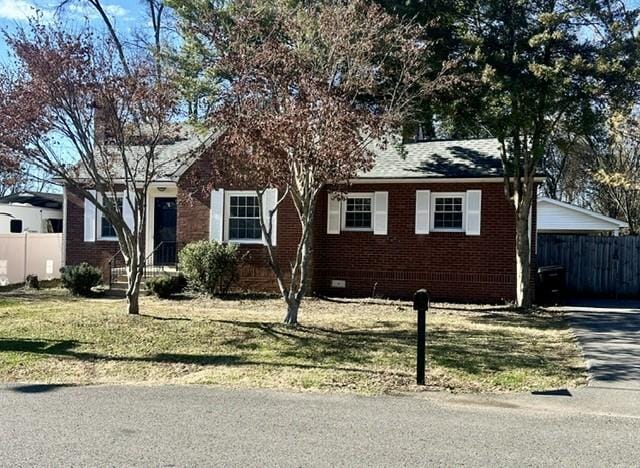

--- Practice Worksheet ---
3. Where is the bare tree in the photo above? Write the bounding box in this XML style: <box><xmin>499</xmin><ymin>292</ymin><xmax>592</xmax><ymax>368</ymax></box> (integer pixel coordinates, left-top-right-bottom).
<box><xmin>591</xmin><ymin>113</ymin><xmax>640</xmax><ymax>234</ymax></box>
<box><xmin>177</xmin><ymin>0</ymin><xmax>444</xmax><ymax>324</ymax></box>
<box><xmin>0</xmin><ymin>23</ymin><xmax>180</xmax><ymax>314</ymax></box>
<box><xmin>57</xmin><ymin>0</ymin><xmax>169</xmax><ymax>77</ymax></box>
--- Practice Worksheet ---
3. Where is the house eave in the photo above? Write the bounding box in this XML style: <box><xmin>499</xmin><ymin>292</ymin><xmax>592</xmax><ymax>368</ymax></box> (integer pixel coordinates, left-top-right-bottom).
<box><xmin>538</xmin><ymin>197</ymin><xmax>629</xmax><ymax>229</ymax></box>
<box><xmin>350</xmin><ymin>176</ymin><xmax>546</xmax><ymax>184</ymax></box>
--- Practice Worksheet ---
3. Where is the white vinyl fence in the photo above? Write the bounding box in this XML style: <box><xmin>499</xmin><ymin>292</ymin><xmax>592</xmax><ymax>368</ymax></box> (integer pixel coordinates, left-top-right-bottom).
<box><xmin>0</xmin><ymin>233</ymin><xmax>63</xmax><ymax>286</ymax></box>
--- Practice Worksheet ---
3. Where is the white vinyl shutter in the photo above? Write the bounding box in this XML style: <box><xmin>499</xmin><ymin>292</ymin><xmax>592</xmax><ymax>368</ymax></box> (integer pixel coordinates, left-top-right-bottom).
<box><xmin>262</xmin><ymin>188</ymin><xmax>278</xmax><ymax>246</ymax></box>
<box><xmin>327</xmin><ymin>193</ymin><xmax>341</xmax><ymax>234</ymax></box>
<box><xmin>123</xmin><ymin>187</ymin><xmax>136</xmax><ymax>232</ymax></box>
<box><xmin>373</xmin><ymin>191</ymin><xmax>388</xmax><ymax>235</ymax></box>
<box><xmin>84</xmin><ymin>190</ymin><xmax>96</xmax><ymax>242</ymax></box>
<box><xmin>210</xmin><ymin>189</ymin><xmax>225</xmax><ymax>242</ymax></box>
<box><xmin>415</xmin><ymin>190</ymin><xmax>431</xmax><ymax>234</ymax></box>
<box><xmin>466</xmin><ymin>190</ymin><xmax>482</xmax><ymax>236</ymax></box>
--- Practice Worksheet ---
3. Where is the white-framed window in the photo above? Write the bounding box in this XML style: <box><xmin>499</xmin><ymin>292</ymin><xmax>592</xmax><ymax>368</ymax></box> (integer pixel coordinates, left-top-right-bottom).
<box><xmin>98</xmin><ymin>195</ymin><xmax>122</xmax><ymax>240</ymax></box>
<box><xmin>224</xmin><ymin>191</ymin><xmax>263</xmax><ymax>243</ymax></box>
<box><xmin>341</xmin><ymin>193</ymin><xmax>374</xmax><ymax>231</ymax></box>
<box><xmin>431</xmin><ymin>193</ymin><xmax>465</xmax><ymax>232</ymax></box>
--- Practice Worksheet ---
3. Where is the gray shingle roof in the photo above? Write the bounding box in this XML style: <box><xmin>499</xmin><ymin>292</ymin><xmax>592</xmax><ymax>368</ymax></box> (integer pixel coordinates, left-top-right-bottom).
<box><xmin>68</xmin><ymin>131</ymin><xmax>506</xmax><ymax>183</ymax></box>
<box><xmin>69</xmin><ymin>127</ymin><xmax>218</xmax><ymax>182</ymax></box>
<box><xmin>119</xmin><ymin>128</ymin><xmax>216</xmax><ymax>181</ymax></box>
<box><xmin>361</xmin><ymin>138</ymin><xmax>504</xmax><ymax>179</ymax></box>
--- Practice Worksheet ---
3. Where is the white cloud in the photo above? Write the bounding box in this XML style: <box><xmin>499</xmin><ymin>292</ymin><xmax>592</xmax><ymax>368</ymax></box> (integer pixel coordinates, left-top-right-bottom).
<box><xmin>0</xmin><ymin>0</ymin><xmax>50</xmax><ymax>21</ymax></box>
<box><xmin>66</xmin><ymin>2</ymin><xmax>128</xmax><ymax>20</ymax></box>
<box><xmin>103</xmin><ymin>4</ymin><xmax>127</xmax><ymax>17</ymax></box>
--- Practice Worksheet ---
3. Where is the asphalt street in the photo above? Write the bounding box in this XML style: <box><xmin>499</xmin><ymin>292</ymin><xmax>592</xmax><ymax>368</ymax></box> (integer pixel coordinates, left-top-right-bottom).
<box><xmin>1</xmin><ymin>384</ymin><xmax>639</xmax><ymax>467</ymax></box>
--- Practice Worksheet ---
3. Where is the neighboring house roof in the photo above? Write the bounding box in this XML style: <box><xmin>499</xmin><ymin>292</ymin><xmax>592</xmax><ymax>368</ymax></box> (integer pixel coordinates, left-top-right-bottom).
<box><xmin>537</xmin><ymin>197</ymin><xmax>629</xmax><ymax>233</ymax></box>
<box><xmin>0</xmin><ymin>191</ymin><xmax>63</xmax><ymax>209</ymax></box>
<box><xmin>361</xmin><ymin>138</ymin><xmax>504</xmax><ymax>179</ymax></box>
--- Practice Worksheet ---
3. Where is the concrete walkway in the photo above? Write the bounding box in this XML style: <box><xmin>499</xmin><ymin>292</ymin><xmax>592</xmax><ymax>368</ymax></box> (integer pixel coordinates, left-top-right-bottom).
<box><xmin>562</xmin><ymin>299</ymin><xmax>640</xmax><ymax>388</ymax></box>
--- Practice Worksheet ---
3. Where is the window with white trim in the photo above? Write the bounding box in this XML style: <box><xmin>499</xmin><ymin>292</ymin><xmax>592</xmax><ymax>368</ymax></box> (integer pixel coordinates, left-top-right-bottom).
<box><xmin>431</xmin><ymin>193</ymin><xmax>465</xmax><ymax>232</ymax></box>
<box><xmin>342</xmin><ymin>193</ymin><xmax>374</xmax><ymax>231</ymax></box>
<box><xmin>226</xmin><ymin>192</ymin><xmax>262</xmax><ymax>242</ymax></box>
<box><xmin>98</xmin><ymin>195</ymin><xmax>122</xmax><ymax>240</ymax></box>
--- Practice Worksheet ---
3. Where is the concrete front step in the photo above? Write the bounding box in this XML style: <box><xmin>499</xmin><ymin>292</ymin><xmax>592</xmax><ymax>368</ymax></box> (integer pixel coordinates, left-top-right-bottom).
<box><xmin>110</xmin><ymin>282</ymin><xmax>149</xmax><ymax>290</ymax></box>
<box><xmin>107</xmin><ymin>268</ymin><xmax>180</xmax><ymax>296</ymax></box>
<box><xmin>111</xmin><ymin>268</ymin><xmax>180</xmax><ymax>283</ymax></box>
<box><xmin>105</xmin><ymin>283</ymin><xmax>150</xmax><ymax>298</ymax></box>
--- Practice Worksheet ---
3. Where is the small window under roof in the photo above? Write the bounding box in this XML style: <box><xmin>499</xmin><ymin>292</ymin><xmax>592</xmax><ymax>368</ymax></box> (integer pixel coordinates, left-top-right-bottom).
<box><xmin>10</xmin><ymin>219</ymin><xmax>22</xmax><ymax>233</ymax></box>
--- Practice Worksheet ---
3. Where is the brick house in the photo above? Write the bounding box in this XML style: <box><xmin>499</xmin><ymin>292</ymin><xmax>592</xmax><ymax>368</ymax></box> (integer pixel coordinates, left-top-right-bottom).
<box><xmin>63</xmin><ymin>136</ymin><xmax>539</xmax><ymax>303</ymax></box>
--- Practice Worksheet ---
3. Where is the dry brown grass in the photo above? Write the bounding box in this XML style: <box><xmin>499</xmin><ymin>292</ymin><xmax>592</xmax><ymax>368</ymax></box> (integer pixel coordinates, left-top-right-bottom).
<box><xmin>0</xmin><ymin>289</ymin><xmax>586</xmax><ymax>395</ymax></box>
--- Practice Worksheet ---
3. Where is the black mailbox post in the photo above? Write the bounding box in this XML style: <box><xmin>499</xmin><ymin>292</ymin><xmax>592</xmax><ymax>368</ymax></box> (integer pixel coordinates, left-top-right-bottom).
<box><xmin>413</xmin><ymin>289</ymin><xmax>429</xmax><ymax>386</ymax></box>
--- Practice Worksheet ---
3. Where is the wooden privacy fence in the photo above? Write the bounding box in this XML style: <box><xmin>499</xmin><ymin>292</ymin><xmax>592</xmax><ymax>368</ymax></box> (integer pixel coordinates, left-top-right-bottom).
<box><xmin>537</xmin><ymin>234</ymin><xmax>640</xmax><ymax>297</ymax></box>
<box><xmin>0</xmin><ymin>233</ymin><xmax>63</xmax><ymax>286</ymax></box>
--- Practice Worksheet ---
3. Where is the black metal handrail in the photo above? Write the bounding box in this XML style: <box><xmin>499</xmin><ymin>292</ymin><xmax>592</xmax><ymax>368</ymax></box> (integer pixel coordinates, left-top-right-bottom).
<box><xmin>107</xmin><ymin>249</ymin><xmax>124</xmax><ymax>289</ymax></box>
<box><xmin>107</xmin><ymin>241</ymin><xmax>182</xmax><ymax>288</ymax></box>
<box><xmin>142</xmin><ymin>241</ymin><xmax>181</xmax><ymax>279</ymax></box>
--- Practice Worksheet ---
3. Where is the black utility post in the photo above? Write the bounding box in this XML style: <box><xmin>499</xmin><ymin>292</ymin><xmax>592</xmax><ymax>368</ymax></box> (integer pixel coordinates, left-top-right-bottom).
<box><xmin>413</xmin><ymin>289</ymin><xmax>429</xmax><ymax>386</ymax></box>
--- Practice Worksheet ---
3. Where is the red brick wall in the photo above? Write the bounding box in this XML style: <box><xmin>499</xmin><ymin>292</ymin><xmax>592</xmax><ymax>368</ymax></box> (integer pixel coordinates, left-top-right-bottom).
<box><xmin>68</xmin><ymin>172</ymin><xmax>537</xmax><ymax>303</ymax></box>
<box><xmin>175</xmin><ymin>176</ymin><xmax>526</xmax><ymax>302</ymax></box>
<box><xmin>312</xmin><ymin>183</ymin><xmax>519</xmax><ymax>302</ymax></box>
<box><xmin>65</xmin><ymin>187</ymin><xmax>121</xmax><ymax>277</ymax></box>
<box><xmin>176</xmin><ymin>159</ymin><xmax>301</xmax><ymax>292</ymax></box>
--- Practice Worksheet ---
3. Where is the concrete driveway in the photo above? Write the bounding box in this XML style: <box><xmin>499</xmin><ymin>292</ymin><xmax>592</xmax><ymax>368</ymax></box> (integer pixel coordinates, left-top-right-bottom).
<box><xmin>562</xmin><ymin>299</ymin><xmax>640</xmax><ymax>388</ymax></box>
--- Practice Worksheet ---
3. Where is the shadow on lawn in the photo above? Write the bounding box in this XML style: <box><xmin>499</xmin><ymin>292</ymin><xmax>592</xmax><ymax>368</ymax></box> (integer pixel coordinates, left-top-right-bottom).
<box><xmin>0</xmin><ymin>335</ymin><xmax>409</xmax><ymax>377</ymax></box>
<box><xmin>456</xmin><ymin>307</ymin><xmax>568</xmax><ymax>332</ymax></box>
<box><xmin>0</xmin><ymin>315</ymin><xmax>577</xmax><ymax>379</ymax></box>
<box><xmin>427</xmin><ymin>328</ymin><xmax>576</xmax><ymax>375</ymax></box>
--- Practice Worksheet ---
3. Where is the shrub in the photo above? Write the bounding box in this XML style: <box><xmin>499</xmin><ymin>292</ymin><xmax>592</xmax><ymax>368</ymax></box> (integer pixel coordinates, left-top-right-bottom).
<box><xmin>178</xmin><ymin>241</ymin><xmax>243</xmax><ymax>296</ymax></box>
<box><xmin>146</xmin><ymin>273</ymin><xmax>187</xmax><ymax>299</ymax></box>
<box><xmin>60</xmin><ymin>263</ymin><xmax>102</xmax><ymax>296</ymax></box>
<box><xmin>25</xmin><ymin>274</ymin><xmax>40</xmax><ymax>289</ymax></box>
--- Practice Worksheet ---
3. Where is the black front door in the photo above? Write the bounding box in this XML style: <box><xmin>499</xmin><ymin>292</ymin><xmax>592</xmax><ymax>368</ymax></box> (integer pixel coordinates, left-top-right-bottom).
<box><xmin>153</xmin><ymin>197</ymin><xmax>177</xmax><ymax>265</ymax></box>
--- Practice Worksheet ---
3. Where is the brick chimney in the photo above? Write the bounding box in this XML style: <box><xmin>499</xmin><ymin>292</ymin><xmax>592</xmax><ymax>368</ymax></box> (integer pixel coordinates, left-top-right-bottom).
<box><xmin>92</xmin><ymin>99</ymin><xmax>116</xmax><ymax>145</ymax></box>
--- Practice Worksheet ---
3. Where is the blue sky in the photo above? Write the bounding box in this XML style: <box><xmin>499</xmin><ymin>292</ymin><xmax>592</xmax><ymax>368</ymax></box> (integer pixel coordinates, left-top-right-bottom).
<box><xmin>0</xmin><ymin>0</ymin><xmax>145</xmax><ymax>63</ymax></box>
<box><xmin>0</xmin><ymin>0</ymin><xmax>143</xmax><ymax>191</ymax></box>
<box><xmin>2</xmin><ymin>0</ymin><xmax>638</xmax><ymax>60</ymax></box>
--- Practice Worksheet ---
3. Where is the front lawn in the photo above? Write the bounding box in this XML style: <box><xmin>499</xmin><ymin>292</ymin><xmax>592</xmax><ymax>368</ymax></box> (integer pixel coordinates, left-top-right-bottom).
<box><xmin>0</xmin><ymin>290</ymin><xmax>586</xmax><ymax>394</ymax></box>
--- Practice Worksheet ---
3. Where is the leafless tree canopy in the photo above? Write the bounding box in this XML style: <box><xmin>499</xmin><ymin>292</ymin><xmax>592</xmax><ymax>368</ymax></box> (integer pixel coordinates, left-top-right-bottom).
<box><xmin>179</xmin><ymin>0</ymin><xmax>441</xmax><ymax>323</ymax></box>
<box><xmin>0</xmin><ymin>22</ymin><xmax>180</xmax><ymax>315</ymax></box>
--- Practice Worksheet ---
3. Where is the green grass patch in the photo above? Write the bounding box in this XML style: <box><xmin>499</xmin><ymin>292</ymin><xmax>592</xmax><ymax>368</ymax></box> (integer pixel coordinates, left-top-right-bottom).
<box><xmin>0</xmin><ymin>290</ymin><xmax>586</xmax><ymax>395</ymax></box>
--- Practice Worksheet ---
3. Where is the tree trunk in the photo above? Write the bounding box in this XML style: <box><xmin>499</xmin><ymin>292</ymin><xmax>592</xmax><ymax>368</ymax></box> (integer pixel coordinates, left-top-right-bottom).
<box><xmin>515</xmin><ymin>214</ymin><xmax>531</xmax><ymax>309</ymax></box>
<box><xmin>283</xmin><ymin>298</ymin><xmax>300</xmax><ymax>325</ymax></box>
<box><xmin>259</xmin><ymin>186</ymin><xmax>317</xmax><ymax>326</ymax></box>
<box><xmin>125</xmin><ymin>255</ymin><xmax>144</xmax><ymax>315</ymax></box>
<box><xmin>126</xmin><ymin>283</ymin><xmax>140</xmax><ymax>315</ymax></box>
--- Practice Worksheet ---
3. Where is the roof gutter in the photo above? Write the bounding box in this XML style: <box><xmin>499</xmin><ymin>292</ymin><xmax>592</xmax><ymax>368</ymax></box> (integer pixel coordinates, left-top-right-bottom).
<box><xmin>350</xmin><ymin>176</ymin><xmax>546</xmax><ymax>184</ymax></box>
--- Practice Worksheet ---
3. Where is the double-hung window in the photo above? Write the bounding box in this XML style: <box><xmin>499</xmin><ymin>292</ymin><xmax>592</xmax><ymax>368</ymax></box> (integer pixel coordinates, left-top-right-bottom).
<box><xmin>342</xmin><ymin>194</ymin><xmax>374</xmax><ymax>231</ymax></box>
<box><xmin>431</xmin><ymin>193</ymin><xmax>465</xmax><ymax>232</ymax></box>
<box><xmin>98</xmin><ymin>195</ymin><xmax>122</xmax><ymax>240</ymax></box>
<box><xmin>226</xmin><ymin>193</ymin><xmax>262</xmax><ymax>242</ymax></box>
